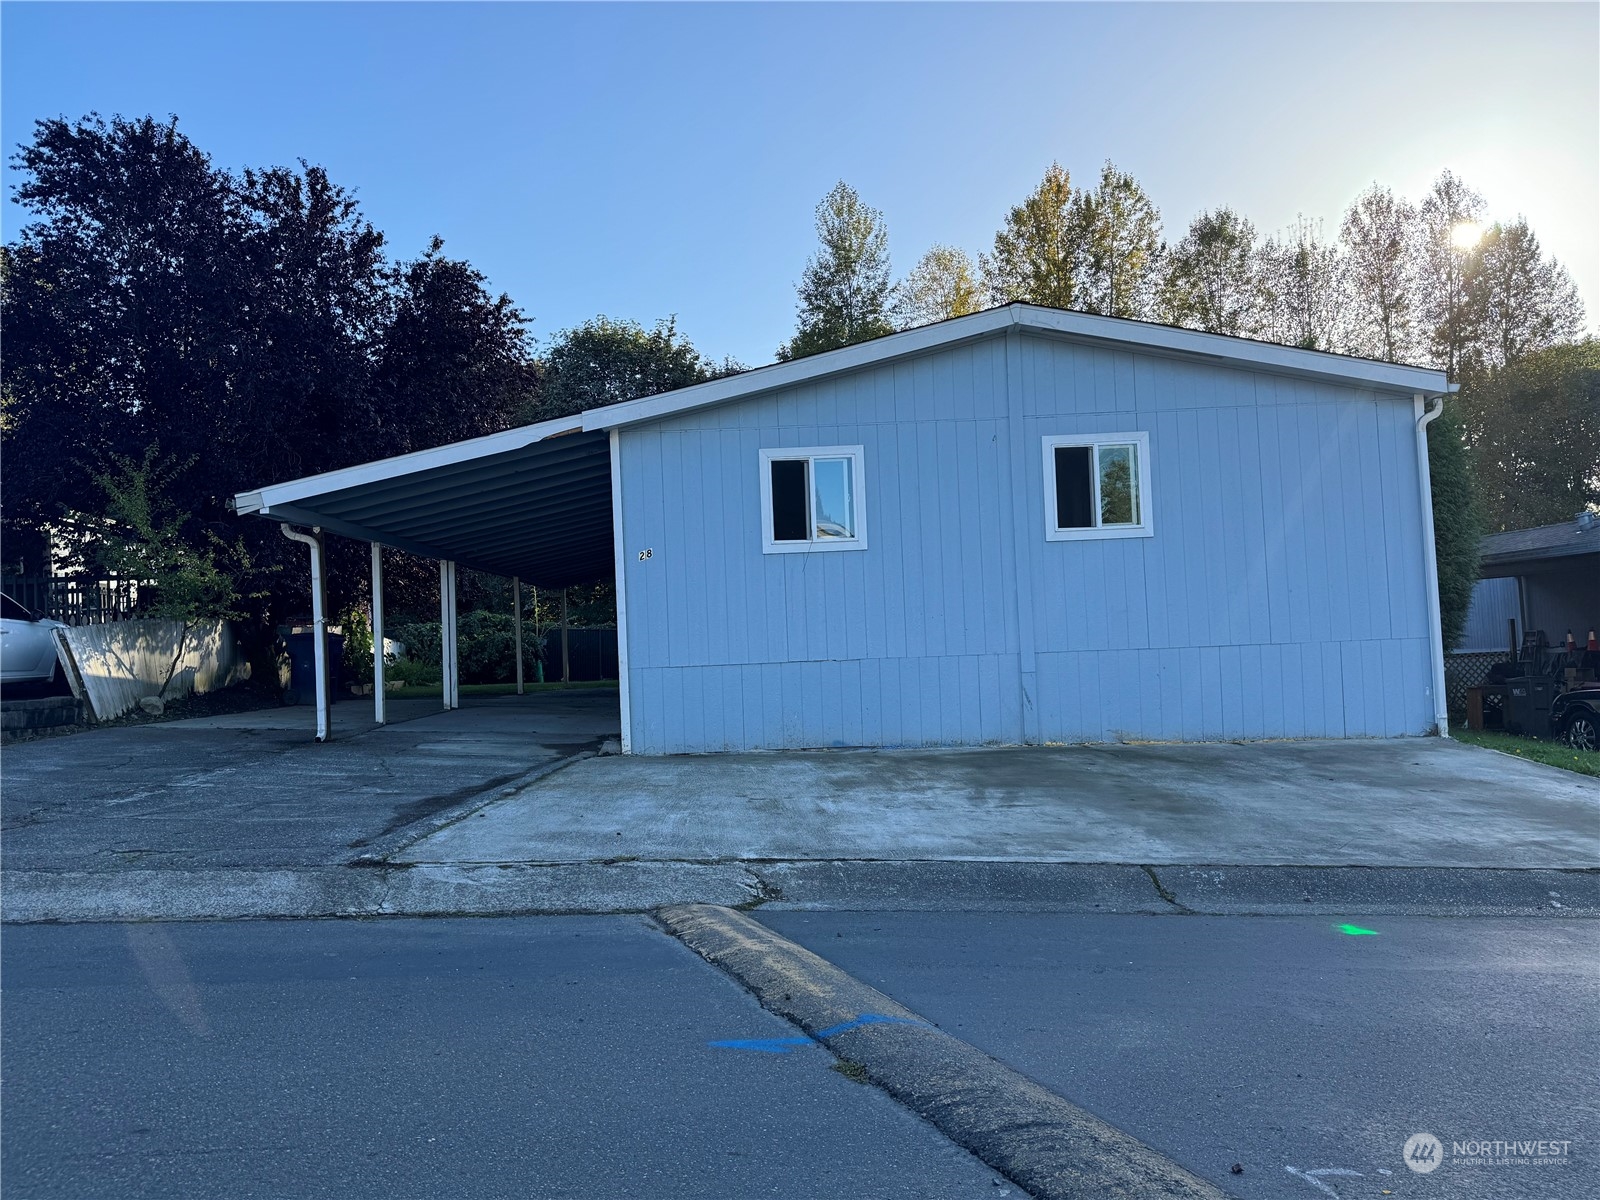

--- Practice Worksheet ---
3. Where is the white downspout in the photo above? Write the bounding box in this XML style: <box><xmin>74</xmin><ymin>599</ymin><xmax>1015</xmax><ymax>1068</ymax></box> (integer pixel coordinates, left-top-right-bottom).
<box><xmin>371</xmin><ymin>543</ymin><xmax>386</xmax><ymax>725</ymax></box>
<box><xmin>280</xmin><ymin>524</ymin><xmax>330</xmax><ymax>743</ymax></box>
<box><xmin>1415</xmin><ymin>393</ymin><xmax>1450</xmax><ymax>737</ymax></box>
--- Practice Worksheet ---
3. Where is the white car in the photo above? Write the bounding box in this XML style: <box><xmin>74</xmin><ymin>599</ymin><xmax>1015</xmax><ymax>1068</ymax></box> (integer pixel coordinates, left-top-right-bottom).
<box><xmin>1</xmin><ymin>593</ymin><xmax>67</xmax><ymax>685</ymax></box>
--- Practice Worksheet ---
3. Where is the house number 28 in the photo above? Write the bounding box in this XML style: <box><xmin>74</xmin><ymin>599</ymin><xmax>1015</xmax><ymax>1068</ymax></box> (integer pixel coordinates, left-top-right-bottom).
<box><xmin>637</xmin><ymin>548</ymin><xmax>654</xmax><ymax>561</ymax></box>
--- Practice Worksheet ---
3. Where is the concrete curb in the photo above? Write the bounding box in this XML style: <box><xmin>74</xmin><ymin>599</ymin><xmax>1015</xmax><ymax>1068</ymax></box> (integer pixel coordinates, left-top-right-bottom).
<box><xmin>0</xmin><ymin>862</ymin><xmax>757</xmax><ymax>923</ymax></box>
<box><xmin>5</xmin><ymin>861</ymin><xmax>1594</xmax><ymax>924</ymax></box>
<box><xmin>750</xmin><ymin>861</ymin><xmax>1600</xmax><ymax>915</ymax></box>
<box><xmin>656</xmin><ymin>903</ymin><xmax>1232</xmax><ymax>1200</ymax></box>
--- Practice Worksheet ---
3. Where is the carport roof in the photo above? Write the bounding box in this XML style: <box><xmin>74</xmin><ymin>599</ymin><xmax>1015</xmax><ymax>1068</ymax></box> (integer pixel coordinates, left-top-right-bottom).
<box><xmin>233</xmin><ymin>303</ymin><xmax>1452</xmax><ymax>586</ymax></box>
<box><xmin>233</xmin><ymin>417</ymin><xmax>613</xmax><ymax>587</ymax></box>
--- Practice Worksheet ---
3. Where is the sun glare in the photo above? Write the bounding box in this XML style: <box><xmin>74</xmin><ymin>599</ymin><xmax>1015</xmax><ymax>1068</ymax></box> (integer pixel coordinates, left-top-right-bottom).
<box><xmin>1450</xmin><ymin>221</ymin><xmax>1485</xmax><ymax>250</ymax></box>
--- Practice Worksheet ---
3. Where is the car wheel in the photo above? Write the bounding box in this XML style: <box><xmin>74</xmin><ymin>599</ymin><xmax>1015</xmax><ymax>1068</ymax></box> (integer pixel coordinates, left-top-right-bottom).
<box><xmin>1564</xmin><ymin>711</ymin><xmax>1599</xmax><ymax>752</ymax></box>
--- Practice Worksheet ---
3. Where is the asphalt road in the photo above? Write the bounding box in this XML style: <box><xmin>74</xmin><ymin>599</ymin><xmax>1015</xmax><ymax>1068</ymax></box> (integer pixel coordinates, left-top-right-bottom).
<box><xmin>760</xmin><ymin>911</ymin><xmax>1599</xmax><ymax>1199</ymax></box>
<box><xmin>1</xmin><ymin>915</ymin><xmax>1008</xmax><ymax>1200</ymax></box>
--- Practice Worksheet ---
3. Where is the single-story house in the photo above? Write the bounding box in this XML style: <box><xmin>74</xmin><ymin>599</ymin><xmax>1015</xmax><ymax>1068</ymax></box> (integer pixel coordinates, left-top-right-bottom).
<box><xmin>235</xmin><ymin>303</ymin><xmax>1452</xmax><ymax>753</ymax></box>
<box><xmin>1457</xmin><ymin>515</ymin><xmax>1600</xmax><ymax>653</ymax></box>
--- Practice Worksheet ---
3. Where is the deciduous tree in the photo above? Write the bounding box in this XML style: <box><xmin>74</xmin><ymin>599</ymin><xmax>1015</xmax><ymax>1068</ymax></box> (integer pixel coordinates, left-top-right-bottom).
<box><xmin>1257</xmin><ymin>217</ymin><xmax>1349</xmax><ymax>351</ymax></box>
<box><xmin>1072</xmin><ymin>161</ymin><xmax>1162</xmax><ymax>319</ymax></box>
<box><xmin>1340</xmin><ymin>184</ymin><xmax>1418</xmax><ymax>362</ymax></box>
<box><xmin>778</xmin><ymin>182</ymin><xmax>895</xmax><ymax>360</ymax></box>
<box><xmin>979</xmin><ymin>163</ymin><xmax>1078</xmax><ymax>309</ymax></box>
<box><xmin>896</xmin><ymin>244</ymin><xmax>984</xmax><ymax>328</ymax></box>
<box><xmin>1157</xmin><ymin>207</ymin><xmax>1261</xmax><ymax>335</ymax></box>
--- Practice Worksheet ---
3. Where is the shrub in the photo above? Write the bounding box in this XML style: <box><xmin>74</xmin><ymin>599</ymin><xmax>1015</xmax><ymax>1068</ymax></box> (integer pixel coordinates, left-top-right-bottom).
<box><xmin>390</xmin><ymin>612</ymin><xmax>526</xmax><ymax>684</ymax></box>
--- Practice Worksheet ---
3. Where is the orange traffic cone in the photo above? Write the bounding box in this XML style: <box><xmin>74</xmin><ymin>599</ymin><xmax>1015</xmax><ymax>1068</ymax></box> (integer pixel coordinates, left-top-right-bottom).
<box><xmin>1566</xmin><ymin>630</ymin><xmax>1577</xmax><ymax>651</ymax></box>
<box><xmin>1588</xmin><ymin>630</ymin><xmax>1598</xmax><ymax>651</ymax></box>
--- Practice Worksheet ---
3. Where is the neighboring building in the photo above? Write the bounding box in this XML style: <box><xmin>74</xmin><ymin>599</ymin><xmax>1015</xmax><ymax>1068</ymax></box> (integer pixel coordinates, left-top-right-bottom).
<box><xmin>1460</xmin><ymin>515</ymin><xmax>1600</xmax><ymax>652</ymax></box>
<box><xmin>237</xmin><ymin>304</ymin><xmax>1452</xmax><ymax>753</ymax></box>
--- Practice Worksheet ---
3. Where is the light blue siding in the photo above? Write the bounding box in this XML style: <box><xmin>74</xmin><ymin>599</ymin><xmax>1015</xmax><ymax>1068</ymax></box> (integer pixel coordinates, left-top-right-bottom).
<box><xmin>616</xmin><ymin>330</ymin><xmax>1436</xmax><ymax>753</ymax></box>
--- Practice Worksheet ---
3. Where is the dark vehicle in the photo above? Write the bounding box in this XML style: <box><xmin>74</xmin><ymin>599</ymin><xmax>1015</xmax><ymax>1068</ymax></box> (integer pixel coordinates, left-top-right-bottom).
<box><xmin>1550</xmin><ymin>684</ymin><xmax>1600</xmax><ymax>751</ymax></box>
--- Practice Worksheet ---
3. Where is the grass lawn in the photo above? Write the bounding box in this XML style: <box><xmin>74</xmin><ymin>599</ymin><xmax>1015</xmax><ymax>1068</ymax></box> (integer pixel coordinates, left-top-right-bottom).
<box><xmin>1453</xmin><ymin>726</ymin><xmax>1600</xmax><ymax>777</ymax></box>
<box><xmin>384</xmin><ymin>679</ymin><xmax>616</xmax><ymax>700</ymax></box>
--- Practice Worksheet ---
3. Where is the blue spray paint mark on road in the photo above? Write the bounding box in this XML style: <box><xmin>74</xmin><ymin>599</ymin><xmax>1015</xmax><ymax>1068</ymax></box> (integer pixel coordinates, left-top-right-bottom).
<box><xmin>709</xmin><ymin>1013</ymin><xmax>932</xmax><ymax>1053</ymax></box>
<box><xmin>708</xmin><ymin>1035</ymin><xmax>815</xmax><ymax>1054</ymax></box>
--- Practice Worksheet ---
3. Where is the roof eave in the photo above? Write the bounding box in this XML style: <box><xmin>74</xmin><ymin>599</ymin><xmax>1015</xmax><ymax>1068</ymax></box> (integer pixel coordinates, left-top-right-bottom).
<box><xmin>579</xmin><ymin>304</ymin><xmax>1451</xmax><ymax>433</ymax></box>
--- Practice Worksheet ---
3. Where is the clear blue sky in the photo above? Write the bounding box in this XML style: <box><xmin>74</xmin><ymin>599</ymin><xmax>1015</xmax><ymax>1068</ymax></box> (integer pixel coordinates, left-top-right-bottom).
<box><xmin>4</xmin><ymin>2</ymin><xmax>1596</xmax><ymax>366</ymax></box>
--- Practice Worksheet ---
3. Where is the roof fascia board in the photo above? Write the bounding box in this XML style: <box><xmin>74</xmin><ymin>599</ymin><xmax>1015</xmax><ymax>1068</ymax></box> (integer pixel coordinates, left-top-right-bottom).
<box><xmin>233</xmin><ymin>416</ymin><xmax>586</xmax><ymax>514</ymax></box>
<box><xmin>1012</xmin><ymin>306</ymin><xmax>1450</xmax><ymax>396</ymax></box>
<box><xmin>580</xmin><ymin>308</ymin><xmax>1016</xmax><ymax>432</ymax></box>
<box><xmin>579</xmin><ymin>304</ymin><xmax>1450</xmax><ymax>434</ymax></box>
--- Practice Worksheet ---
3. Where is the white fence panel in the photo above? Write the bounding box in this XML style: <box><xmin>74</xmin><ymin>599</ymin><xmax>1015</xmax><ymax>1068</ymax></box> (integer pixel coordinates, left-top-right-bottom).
<box><xmin>58</xmin><ymin>619</ymin><xmax>249</xmax><ymax>720</ymax></box>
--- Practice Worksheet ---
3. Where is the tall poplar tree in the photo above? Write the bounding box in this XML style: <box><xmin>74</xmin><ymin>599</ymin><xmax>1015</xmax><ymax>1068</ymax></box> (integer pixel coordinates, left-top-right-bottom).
<box><xmin>1415</xmin><ymin>169</ymin><xmax>1485</xmax><ymax>379</ymax></box>
<box><xmin>1072</xmin><ymin>161</ymin><xmax>1162</xmax><ymax>319</ymax></box>
<box><xmin>778</xmin><ymin>182</ymin><xmax>895</xmax><ymax>361</ymax></box>
<box><xmin>1341</xmin><ymin>183</ymin><xmax>1418</xmax><ymax>362</ymax></box>
<box><xmin>979</xmin><ymin>163</ymin><xmax>1078</xmax><ymax>308</ymax></box>
<box><xmin>1158</xmin><ymin>207</ymin><xmax>1261</xmax><ymax>335</ymax></box>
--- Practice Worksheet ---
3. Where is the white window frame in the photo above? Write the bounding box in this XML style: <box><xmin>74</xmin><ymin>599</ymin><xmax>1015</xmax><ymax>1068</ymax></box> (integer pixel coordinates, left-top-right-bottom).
<box><xmin>759</xmin><ymin>445</ymin><xmax>868</xmax><ymax>554</ymax></box>
<box><xmin>1042</xmin><ymin>431</ymin><xmax>1154</xmax><ymax>541</ymax></box>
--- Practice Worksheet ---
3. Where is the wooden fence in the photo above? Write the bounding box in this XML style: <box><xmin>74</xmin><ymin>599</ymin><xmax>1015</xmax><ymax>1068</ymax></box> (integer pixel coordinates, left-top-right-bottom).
<box><xmin>0</xmin><ymin>575</ymin><xmax>143</xmax><ymax>625</ymax></box>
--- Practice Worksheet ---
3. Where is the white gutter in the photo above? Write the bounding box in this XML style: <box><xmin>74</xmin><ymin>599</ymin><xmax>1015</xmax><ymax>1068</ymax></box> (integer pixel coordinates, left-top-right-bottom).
<box><xmin>280</xmin><ymin>525</ymin><xmax>330</xmax><ymax>743</ymax></box>
<box><xmin>1414</xmin><ymin>393</ymin><xmax>1450</xmax><ymax>737</ymax></box>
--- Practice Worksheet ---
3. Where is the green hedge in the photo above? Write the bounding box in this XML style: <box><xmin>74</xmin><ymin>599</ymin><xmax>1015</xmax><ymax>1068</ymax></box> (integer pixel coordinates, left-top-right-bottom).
<box><xmin>390</xmin><ymin>612</ymin><xmax>525</xmax><ymax>684</ymax></box>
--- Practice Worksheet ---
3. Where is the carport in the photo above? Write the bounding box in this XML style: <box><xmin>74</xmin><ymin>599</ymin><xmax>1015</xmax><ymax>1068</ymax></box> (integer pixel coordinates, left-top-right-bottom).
<box><xmin>232</xmin><ymin>416</ymin><xmax>622</xmax><ymax>742</ymax></box>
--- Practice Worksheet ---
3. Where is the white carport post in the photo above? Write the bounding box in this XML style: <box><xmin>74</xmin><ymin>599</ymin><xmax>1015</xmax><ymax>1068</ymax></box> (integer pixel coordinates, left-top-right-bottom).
<box><xmin>280</xmin><ymin>525</ymin><xmax>330</xmax><ymax>743</ymax></box>
<box><xmin>440</xmin><ymin>560</ymin><xmax>459</xmax><ymax>710</ymax></box>
<box><xmin>513</xmin><ymin>577</ymin><xmax>525</xmax><ymax>695</ymax></box>
<box><xmin>371</xmin><ymin>544</ymin><xmax>386</xmax><ymax>725</ymax></box>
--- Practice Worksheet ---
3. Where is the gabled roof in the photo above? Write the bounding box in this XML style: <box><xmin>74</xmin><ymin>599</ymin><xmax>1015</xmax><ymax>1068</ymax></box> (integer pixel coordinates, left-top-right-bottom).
<box><xmin>233</xmin><ymin>303</ymin><xmax>1452</xmax><ymax>586</ymax></box>
<box><xmin>580</xmin><ymin>303</ymin><xmax>1452</xmax><ymax>432</ymax></box>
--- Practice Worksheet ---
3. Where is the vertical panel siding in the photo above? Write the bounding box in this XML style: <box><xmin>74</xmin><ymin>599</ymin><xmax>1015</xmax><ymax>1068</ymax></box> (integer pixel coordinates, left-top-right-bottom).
<box><xmin>617</xmin><ymin>331</ymin><xmax>1435</xmax><ymax>752</ymax></box>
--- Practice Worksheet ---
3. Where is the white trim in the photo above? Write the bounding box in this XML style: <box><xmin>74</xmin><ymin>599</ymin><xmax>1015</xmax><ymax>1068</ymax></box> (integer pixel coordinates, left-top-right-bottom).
<box><xmin>1414</xmin><ymin>393</ymin><xmax>1450</xmax><ymax>737</ymax></box>
<box><xmin>1042</xmin><ymin>432</ymin><xmax>1154</xmax><ymax>541</ymax></box>
<box><xmin>758</xmin><ymin>445</ymin><xmax>868</xmax><ymax>554</ymax></box>
<box><xmin>608</xmin><ymin>428</ymin><xmax>633</xmax><ymax>754</ymax></box>
<box><xmin>580</xmin><ymin>304</ymin><xmax>1451</xmax><ymax>435</ymax></box>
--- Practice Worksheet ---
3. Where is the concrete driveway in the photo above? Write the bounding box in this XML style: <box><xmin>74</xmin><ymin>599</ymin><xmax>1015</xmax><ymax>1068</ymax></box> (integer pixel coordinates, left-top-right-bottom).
<box><xmin>2</xmin><ymin>690</ymin><xmax>620</xmax><ymax>872</ymax></box>
<box><xmin>399</xmin><ymin>738</ymin><xmax>1600</xmax><ymax>870</ymax></box>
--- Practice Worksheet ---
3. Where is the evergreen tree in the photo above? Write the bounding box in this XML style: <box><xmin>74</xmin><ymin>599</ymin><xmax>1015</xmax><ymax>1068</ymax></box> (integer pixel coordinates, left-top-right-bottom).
<box><xmin>778</xmin><ymin>181</ymin><xmax>895</xmax><ymax>361</ymax></box>
<box><xmin>979</xmin><ymin>163</ymin><xmax>1077</xmax><ymax>308</ymax></box>
<box><xmin>1461</xmin><ymin>219</ymin><xmax>1586</xmax><ymax>372</ymax></box>
<box><xmin>1456</xmin><ymin>340</ymin><xmax>1599</xmax><ymax>530</ymax></box>
<box><xmin>1427</xmin><ymin>403</ymin><xmax>1485</xmax><ymax>654</ymax></box>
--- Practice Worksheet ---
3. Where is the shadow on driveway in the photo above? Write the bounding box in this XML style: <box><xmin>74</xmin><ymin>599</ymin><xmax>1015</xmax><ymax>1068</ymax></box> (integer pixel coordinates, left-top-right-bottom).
<box><xmin>1</xmin><ymin>690</ymin><xmax>620</xmax><ymax>873</ymax></box>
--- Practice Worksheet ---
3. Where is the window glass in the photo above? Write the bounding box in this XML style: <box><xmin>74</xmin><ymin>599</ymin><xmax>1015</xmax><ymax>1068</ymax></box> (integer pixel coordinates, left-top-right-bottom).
<box><xmin>770</xmin><ymin>459</ymin><xmax>810</xmax><ymax>541</ymax></box>
<box><xmin>1054</xmin><ymin>446</ymin><xmax>1094</xmax><ymax>529</ymax></box>
<box><xmin>811</xmin><ymin>457</ymin><xmax>855</xmax><ymax>539</ymax></box>
<box><xmin>1097</xmin><ymin>444</ymin><xmax>1139</xmax><ymax>526</ymax></box>
<box><xmin>1</xmin><ymin>594</ymin><xmax>33</xmax><ymax>621</ymax></box>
